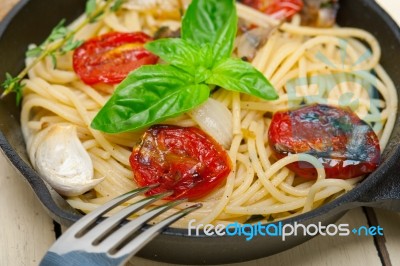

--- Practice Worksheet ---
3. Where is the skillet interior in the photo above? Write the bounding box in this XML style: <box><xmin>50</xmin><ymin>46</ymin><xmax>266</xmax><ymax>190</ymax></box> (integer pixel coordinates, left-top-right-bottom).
<box><xmin>0</xmin><ymin>0</ymin><xmax>399</xmax><ymax>264</ymax></box>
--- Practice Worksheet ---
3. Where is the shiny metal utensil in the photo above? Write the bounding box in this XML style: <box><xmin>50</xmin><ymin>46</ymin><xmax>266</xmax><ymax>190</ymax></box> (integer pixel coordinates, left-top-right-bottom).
<box><xmin>40</xmin><ymin>186</ymin><xmax>201</xmax><ymax>266</ymax></box>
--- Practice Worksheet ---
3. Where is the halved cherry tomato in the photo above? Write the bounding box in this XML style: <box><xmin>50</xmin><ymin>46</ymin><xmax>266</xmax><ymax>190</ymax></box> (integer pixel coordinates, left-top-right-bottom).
<box><xmin>130</xmin><ymin>125</ymin><xmax>232</xmax><ymax>200</ymax></box>
<box><xmin>241</xmin><ymin>0</ymin><xmax>303</xmax><ymax>19</ymax></box>
<box><xmin>73</xmin><ymin>32</ymin><xmax>158</xmax><ymax>85</ymax></box>
<box><xmin>268</xmin><ymin>104</ymin><xmax>380</xmax><ymax>179</ymax></box>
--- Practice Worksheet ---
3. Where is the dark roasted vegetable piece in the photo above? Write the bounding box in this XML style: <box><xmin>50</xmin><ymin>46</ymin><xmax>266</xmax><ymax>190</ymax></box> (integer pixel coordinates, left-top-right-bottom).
<box><xmin>130</xmin><ymin>125</ymin><xmax>232</xmax><ymax>200</ymax></box>
<box><xmin>268</xmin><ymin>104</ymin><xmax>380</xmax><ymax>179</ymax></box>
<box><xmin>300</xmin><ymin>0</ymin><xmax>339</xmax><ymax>27</ymax></box>
<box><xmin>154</xmin><ymin>26</ymin><xmax>181</xmax><ymax>39</ymax></box>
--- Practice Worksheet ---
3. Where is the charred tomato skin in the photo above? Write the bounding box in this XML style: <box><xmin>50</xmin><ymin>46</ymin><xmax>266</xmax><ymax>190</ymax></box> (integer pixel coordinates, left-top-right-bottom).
<box><xmin>268</xmin><ymin>104</ymin><xmax>380</xmax><ymax>179</ymax></box>
<box><xmin>73</xmin><ymin>32</ymin><xmax>158</xmax><ymax>85</ymax></box>
<box><xmin>130</xmin><ymin>125</ymin><xmax>232</xmax><ymax>200</ymax></box>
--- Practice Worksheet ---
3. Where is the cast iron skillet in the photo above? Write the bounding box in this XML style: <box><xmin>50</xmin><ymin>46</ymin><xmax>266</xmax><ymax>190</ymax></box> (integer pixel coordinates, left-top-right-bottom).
<box><xmin>0</xmin><ymin>0</ymin><xmax>399</xmax><ymax>264</ymax></box>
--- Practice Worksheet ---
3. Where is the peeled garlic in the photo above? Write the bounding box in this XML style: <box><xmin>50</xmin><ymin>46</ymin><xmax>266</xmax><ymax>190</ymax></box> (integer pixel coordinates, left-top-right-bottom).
<box><xmin>33</xmin><ymin>124</ymin><xmax>103</xmax><ymax>196</ymax></box>
<box><xmin>188</xmin><ymin>98</ymin><xmax>233</xmax><ymax>149</ymax></box>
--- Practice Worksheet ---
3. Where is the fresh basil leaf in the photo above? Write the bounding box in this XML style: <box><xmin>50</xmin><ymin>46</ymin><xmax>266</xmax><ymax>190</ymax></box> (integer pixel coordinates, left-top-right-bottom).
<box><xmin>181</xmin><ymin>0</ymin><xmax>237</xmax><ymax>64</ymax></box>
<box><xmin>91</xmin><ymin>65</ymin><xmax>210</xmax><ymax>133</ymax></box>
<box><xmin>194</xmin><ymin>65</ymin><xmax>213</xmax><ymax>84</ymax></box>
<box><xmin>206</xmin><ymin>58</ymin><xmax>279</xmax><ymax>100</ymax></box>
<box><xmin>145</xmin><ymin>39</ymin><xmax>200</xmax><ymax>75</ymax></box>
<box><xmin>197</xmin><ymin>43</ymin><xmax>214</xmax><ymax>69</ymax></box>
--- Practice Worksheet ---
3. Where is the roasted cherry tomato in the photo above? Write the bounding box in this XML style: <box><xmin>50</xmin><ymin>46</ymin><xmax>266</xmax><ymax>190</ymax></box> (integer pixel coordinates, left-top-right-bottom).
<box><xmin>268</xmin><ymin>104</ymin><xmax>380</xmax><ymax>179</ymax></box>
<box><xmin>130</xmin><ymin>125</ymin><xmax>232</xmax><ymax>200</ymax></box>
<box><xmin>241</xmin><ymin>0</ymin><xmax>303</xmax><ymax>19</ymax></box>
<box><xmin>73</xmin><ymin>32</ymin><xmax>158</xmax><ymax>85</ymax></box>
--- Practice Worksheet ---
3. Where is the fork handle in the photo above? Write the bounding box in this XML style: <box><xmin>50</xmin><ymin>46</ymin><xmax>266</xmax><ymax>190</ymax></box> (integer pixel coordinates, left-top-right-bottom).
<box><xmin>40</xmin><ymin>251</ymin><xmax>122</xmax><ymax>266</ymax></box>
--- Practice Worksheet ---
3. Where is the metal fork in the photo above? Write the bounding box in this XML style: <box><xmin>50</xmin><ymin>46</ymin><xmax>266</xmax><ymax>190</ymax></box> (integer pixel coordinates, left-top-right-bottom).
<box><xmin>39</xmin><ymin>186</ymin><xmax>201</xmax><ymax>266</ymax></box>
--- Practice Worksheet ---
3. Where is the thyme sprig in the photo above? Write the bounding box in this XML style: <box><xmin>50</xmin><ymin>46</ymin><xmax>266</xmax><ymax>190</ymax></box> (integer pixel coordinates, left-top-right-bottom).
<box><xmin>1</xmin><ymin>0</ymin><xmax>125</xmax><ymax>104</ymax></box>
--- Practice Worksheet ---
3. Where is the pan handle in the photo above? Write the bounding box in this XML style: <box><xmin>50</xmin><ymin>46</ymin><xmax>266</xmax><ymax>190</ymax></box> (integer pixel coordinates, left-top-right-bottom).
<box><xmin>355</xmin><ymin>144</ymin><xmax>400</xmax><ymax>211</ymax></box>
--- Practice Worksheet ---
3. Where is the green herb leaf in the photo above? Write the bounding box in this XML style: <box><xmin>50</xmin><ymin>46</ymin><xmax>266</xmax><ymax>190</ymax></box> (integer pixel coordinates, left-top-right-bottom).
<box><xmin>181</xmin><ymin>0</ymin><xmax>237</xmax><ymax>64</ymax></box>
<box><xmin>14</xmin><ymin>81</ymin><xmax>24</xmax><ymax>105</ymax></box>
<box><xmin>2</xmin><ymin>0</ymin><xmax>122</xmax><ymax>103</ymax></box>
<box><xmin>91</xmin><ymin>65</ymin><xmax>210</xmax><ymax>133</ymax></box>
<box><xmin>26</xmin><ymin>46</ymin><xmax>44</xmax><ymax>58</ymax></box>
<box><xmin>207</xmin><ymin>58</ymin><xmax>278</xmax><ymax>100</ymax></box>
<box><xmin>61</xmin><ymin>39</ymin><xmax>84</xmax><ymax>54</ymax></box>
<box><xmin>1</xmin><ymin>73</ymin><xmax>24</xmax><ymax>105</ymax></box>
<box><xmin>26</xmin><ymin>19</ymin><xmax>68</xmax><ymax>58</ymax></box>
<box><xmin>85</xmin><ymin>0</ymin><xmax>97</xmax><ymax>16</ymax></box>
<box><xmin>47</xmin><ymin>19</ymin><xmax>68</xmax><ymax>43</ymax></box>
<box><xmin>89</xmin><ymin>11</ymin><xmax>104</xmax><ymax>23</ymax></box>
<box><xmin>91</xmin><ymin>0</ymin><xmax>278</xmax><ymax>134</ymax></box>
<box><xmin>50</xmin><ymin>53</ymin><xmax>58</xmax><ymax>69</ymax></box>
<box><xmin>145</xmin><ymin>38</ymin><xmax>200</xmax><ymax>75</ymax></box>
<box><xmin>111</xmin><ymin>0</ymin><xmax>125</xmax><ymax>12</ymax></box>
<box><xmin>2</xmin><ymin>73</ymin><xmax>19</xmax><ymax>89</ymax></box>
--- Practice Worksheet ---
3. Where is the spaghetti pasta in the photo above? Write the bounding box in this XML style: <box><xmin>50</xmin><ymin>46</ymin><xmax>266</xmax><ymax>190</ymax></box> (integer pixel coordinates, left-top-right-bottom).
<box><xmin>20</xmin><ymin>1</ymin><xmax>397</xmax><ymax>227</ymax></box>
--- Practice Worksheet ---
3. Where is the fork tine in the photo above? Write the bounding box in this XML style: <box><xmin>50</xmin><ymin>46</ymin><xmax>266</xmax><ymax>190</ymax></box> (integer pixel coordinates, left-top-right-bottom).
<box><xmin>66</xmin><ymin>185</ymin><xmax>157</xmax><ymax>237</ymax></box>
<box><xmin>111</xmin><ymin>203</ymin><xmax>202</xmax><ymax>263</ymax></box>
<box><xmin>83</xmin><ymin>191</ymin><xmax>172</xmax><ymax>244</ymax></box>
<box><xmin>42</xmin><ymin>185</ymin><xmax>203</xmax><ymax>266</ymax></box>
<box><xmin>97</xmin><ymin>198</ymin><xmax>186</xmax><ymax>251</ymax></box>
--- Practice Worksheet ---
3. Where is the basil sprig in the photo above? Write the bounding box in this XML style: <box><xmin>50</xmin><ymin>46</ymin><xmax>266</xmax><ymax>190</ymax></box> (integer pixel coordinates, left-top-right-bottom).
<box><xmin>91</xmin><ymin>0</ymin><xmax>278</xmax><ymax>133</ymax></box>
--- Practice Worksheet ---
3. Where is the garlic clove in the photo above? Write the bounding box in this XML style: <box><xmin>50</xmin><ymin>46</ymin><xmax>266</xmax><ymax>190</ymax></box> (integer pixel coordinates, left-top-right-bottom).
<box><xmin>34</xmin><ymin>124</ymin><xmax>103</xmax><ymax>197</ymax></box>
<box><xmin>188</xmin><ymin>98</ymin><xmax>233</xmax><ymax>149</ymax></box>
